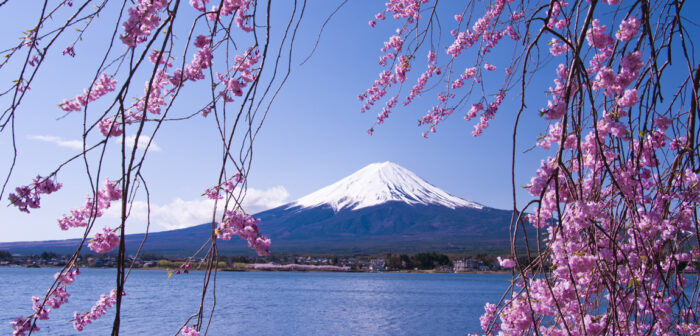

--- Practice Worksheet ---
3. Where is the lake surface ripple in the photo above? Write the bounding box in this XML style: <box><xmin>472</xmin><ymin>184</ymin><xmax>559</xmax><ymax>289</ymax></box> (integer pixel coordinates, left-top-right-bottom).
<box><xmin>1</xmin><ymin>268</ymin><xmax>510</xmax><ymax>335</ymax></box>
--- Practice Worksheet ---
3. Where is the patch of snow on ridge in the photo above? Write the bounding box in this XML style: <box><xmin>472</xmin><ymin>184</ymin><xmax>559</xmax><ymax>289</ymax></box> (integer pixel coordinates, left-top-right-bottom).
<box><xmin>292</xmin><ymin>161</ymin><xmax>483</xmax><ymax>211</ymax></box>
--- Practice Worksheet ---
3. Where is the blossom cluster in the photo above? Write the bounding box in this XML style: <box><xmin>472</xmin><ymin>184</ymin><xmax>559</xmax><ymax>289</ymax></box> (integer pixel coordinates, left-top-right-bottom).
<box><xmin>217</xmin><ymin>47</ymin><xmax>260</xmax><ymax>105</ymax></box>
<box><xmin>586</xmin><ymin>19</ymin><xmax>615</xmax><ymax>50</ymax></box>
<box><xmin>586</xmin><ymin>15</ymin><xmax>643</xmax><ymax>110</ymax></box>
<box><xmin>8</xmin><ymin>176</ymin><xmax>62</xmax><ymax>213</ymax></box>
<box><xmin>99</xmin><ymin>34</ymin><xmax>215</xmax><ymax>136</ymax></box>
<box><xmin>474</xmin><ymin>6</ymin><xmax>698</xmax><ymax>333</ymax></box>
<box><xmin>173</xmin><ymin>35</ymin><xmax>213</xmax><ymax>84</ymax></box>
<box><xmin>87</xmin><ymin>227</ymin><xmax>120</xmax><ymax>254</ymax></box>
<box><xmin>363</xmin><ymin>0</ymin><xmax>523</xmax><ymax>137</ymax></box>
<box><xmin>97</xmin><ymin>31</ymin><xmax>258</xmax><ymax>134</ymax></box>
<box><xmin>419</xmin><ymin>105</ymin><xmax>453</xmax><ymax>137</ymax></box>
<box><xmin>496</xmin><ymin>257</ymin><xmax>515</xmax><ymax>269</ymax></box>
<box><xmin>216</xmin><ymin>210</ymin><xmax>271</xmax><ymax>256</ymax></box>
<box><xmin>59</xmin><ymin>73</ymin><xmax>117</xmax><ymax>113</ymax></box>
<box><xmin>189</xmin><ymin>0</ymin><xmax>209</xmax><ymax>12</ymax></box>
<box><xmin>446</xmin><ymin>0</ymin><xmax>516</xmax><ymax>58</ymax></box>
<box><xmin>101</xmin><ymin>35</ymin><xmax>212</xmax><ymax>136</ymax></box>
<box><xmin>205</xmin><ymin>0</ymin><xmax>254</xmax><ymax>32</ymax></box>
<box><xmin>359</xmin><ymin>70</ymin><xmax>394</xmax><ymax>116</ymax></box>
<box><xmin>403</xmin><ymin>51</ymin><xmax>440</xmax><ymax>107</ymax></box>
<box><xmin>57</xmin><ymin>179</ymin><xmax>122</xmax><ymax>231</ymax></box>
<box><xmin>73</xmin><ymin>289</ymin><xmax>122</xmax><ymax>331</ymax></box>
<box><xmin>204</xmin><ymin>173</ymin><xmax>243</xmax><ymax>200</ymax></box>
<box><xmin>11</xmin><ymin>268</ymin><xmax>79</xmax><ymax>335</ymax></box>
<box><xmin>133</xmin><ymin>69</ymin><xmax>172</xmax><ymax>117</ymax></box>
<box><xmin>13</xmin><ymin>0</ymin><xmax>270</xmax><ymax>334</ymax></box>
<box><xmin>369</xmin><ymin>0</ymin><xmax>429</xmax><ymax>27</ymax></box>
<box><xmin>182</xmin><ymin>326</ymin><xmax>201</xmax><ymax>336</ymax></box>
<box><xmin>112</xmin><ymin>0</ymin><xmax>256</xmax><ymax>129</ymax></box>
<box><xmin>363</xmin><ymin>1</ymin><xmax>700</xmax><ymax>335</ymax></box>
<box><xmin>470</xmin><ymin>91</ymin><xmax>505</xmax><ymax>136</ymax></box>
<box><xmin>540</xmin><ymin>64</ymin><xmax>573</xmax><ymax>121</ymax></box>
<box><xmin>13</xmin><ymin>264</ymin><xmax>122</xmax><ymax>333</ymax></box>
<box><xmin>548</xmin><ymin>38</ymin><xmax>569</xmax><ymax>56</ymax></box>
<box><xmin>357</xmin><ymin>36</ymin><xmax>406</xmax><ymax>119</ymax></box>
<box><xmin>593</xmin><ymin>51</ymin><xmax>643</xmax><ymax>99</ymax></box>
<box><xmin>169</xmin><ymin>262</ymin><xmax>191</xmax><ymax>277</ymax></box>
<box><xmin>616</xmin><ymin>16</ymin><xmax>640</xmax><ymax>42</ymax></box>
<box><xmin>363</xmin><ymin>0</ymin><xmax>447</xmax><ymax>122</ymax></box>
<box><xmin>545</xmin><ymin>1</ymin><xmax>569</xmax><ymax>30</ymax></box>
<box><xmin>120</xmin><ymin>0</ymin><xmax>169</xmax><ymax>47</ymax></box>
<box><xmin>10</xmin><ymin>317</ymin><xmax>39</xmax><ymax>336</ymax></box>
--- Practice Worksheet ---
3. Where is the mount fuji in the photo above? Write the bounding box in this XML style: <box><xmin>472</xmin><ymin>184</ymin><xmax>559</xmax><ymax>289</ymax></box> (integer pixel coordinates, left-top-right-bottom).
<box><xmin>0</xmin><ymin>162</ymin><xmax>523</xmax><ymax>255</ymax></box>
<box><xmin>249</xmin><ymin>161</ymin><xmax>519</xmax><ymax>254</ymax></box>
<box><xmin>291</xmin><ymin>161</ymin><xmax>483</xmax><ymax>211</ymax></box>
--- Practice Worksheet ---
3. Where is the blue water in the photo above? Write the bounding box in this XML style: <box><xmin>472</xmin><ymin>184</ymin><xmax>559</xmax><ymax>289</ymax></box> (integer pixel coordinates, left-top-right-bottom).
<box><xmin>0</xmin><ymin>268</ymin><xmax>510</xmax><ymax>335</ymax></box>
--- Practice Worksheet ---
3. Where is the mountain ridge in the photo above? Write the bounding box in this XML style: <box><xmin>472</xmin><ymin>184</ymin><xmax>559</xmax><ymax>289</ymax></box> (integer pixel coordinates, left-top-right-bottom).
<box><xmin>0</xmin><ymin>162</ymin><xmax>528</xmax><ymax>256</ymax></box>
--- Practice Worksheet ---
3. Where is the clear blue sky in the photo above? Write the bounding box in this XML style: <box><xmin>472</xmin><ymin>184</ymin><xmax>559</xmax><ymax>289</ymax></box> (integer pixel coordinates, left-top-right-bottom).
<box><xmin>4</xmin><ymin>0</ymin><xmax>692</xmax><ymax>242</ymax></box>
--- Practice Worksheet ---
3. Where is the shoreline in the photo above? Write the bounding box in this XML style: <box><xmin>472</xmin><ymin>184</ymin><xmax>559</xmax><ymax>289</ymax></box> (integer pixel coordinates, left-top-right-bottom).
<box><xmin>1</xmin><ymin>264</ymin><xmax>512</xmax><ymax>274</ymax></box>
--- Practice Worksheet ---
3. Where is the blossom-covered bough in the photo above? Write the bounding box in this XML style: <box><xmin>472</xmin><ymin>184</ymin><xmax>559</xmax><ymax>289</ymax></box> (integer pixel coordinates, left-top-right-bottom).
<box><xmin>1</xmin><ymin>0</ymin><xmax>305</xmax><ymax>334</ymax></box>
<box><xmin>363</xmin><ymin>0</ymin><xmax>699</xmax><ymax>334</ymax></box>
<box><xmin>2</xmin><ymin>0</ymin><xmax>699</xmax><ymax>334</ymax></box>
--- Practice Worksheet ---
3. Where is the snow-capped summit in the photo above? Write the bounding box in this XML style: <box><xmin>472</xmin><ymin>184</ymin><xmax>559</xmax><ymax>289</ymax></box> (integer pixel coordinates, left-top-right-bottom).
<box><xmin>292</xmin><ymin>161</ymin><xmax>483</xmax><ymax>212</ymax></box>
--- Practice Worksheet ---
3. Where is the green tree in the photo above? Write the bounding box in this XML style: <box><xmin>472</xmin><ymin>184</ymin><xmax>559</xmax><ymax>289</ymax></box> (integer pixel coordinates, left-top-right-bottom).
<box><xmin>0</xmin><ymin>250</ymin><xmax>12</xmax><ymax>261</ymax></box>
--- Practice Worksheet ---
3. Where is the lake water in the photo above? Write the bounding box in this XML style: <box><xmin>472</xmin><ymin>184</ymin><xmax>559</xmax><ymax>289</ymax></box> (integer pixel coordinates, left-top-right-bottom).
<box><xmin>1</xmin><ymin>268</ymin><xmax>510</xmax><ymax>335</ymax></box>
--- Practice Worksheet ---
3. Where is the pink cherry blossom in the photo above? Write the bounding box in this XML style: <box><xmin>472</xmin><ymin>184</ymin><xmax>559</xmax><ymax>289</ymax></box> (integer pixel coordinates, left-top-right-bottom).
<box><xmin>59</xmin><ymin>73</ymin><xmax>117</xmax><ymax>113</ymax></box>
<box><xmin>616</xmin><ymin>16</ymin><xmax>640</xmax><ymax>42</ymax></box>
<box><xmin>586</xmin><ymin>19</ymin><xmax>614</xmax><ymax>50</ymax></box>
<box><xmin>88</xmin><ymin>227</ymin><xmax>120</xmax><ymax>254</ymax></box>
<box><xmin>617</xmin><ymin>88</ymin><xmax>639</xmax><ymax>107</ymax></box>
<box><xmin>182</xmin><ymin>326</ymin><xmax>201</xmax><ymax>336</ymax></box>
<box><xmin>57</xmin><ymin>179</ymin><xmax>122</xmax><ymax>231</ymax></box>
<box><xmin>62</xmin><ymin>46</ymin><xmax>75</xmax><ymax>57</ymax></box>
<box><xmin>548</xmin><ymin>38</ymin><xmax>569</xmax><ymax>56</ymax></box>
<box><xmin>9</xmin><ymin>176</ymin><xmax>62</xmax><ymax>213</ymax></box>
<box><xmin>497</xmin><ymin>257</ymin><xmax>515</xmax><ymax>268</ymax></box>
<box><xmin>120</xmin><ymin>0</ymin><xmax>169</xmax><ymax>47</ymax></box>
<box><xmin>216</xmin><ymin>210</ymin><xmax>271</xmax><ymax>255</ymax></box>
<box><xmin>73</xmin><ymin>289</ymin><xmax>123</xmax><ymax>331</ymax></box>
<box><xmin>189</xmin><ymin>0</ymin><xmax>209</xmax><ymax>12</ymax></box>
<box><xmin>10</xmin><ymin>316</ymin><xmax>39</xmax><ymax>336</ymax></box>
<box><xmin>206</xmin><ymin>0</ymin><xmax>254</xmax><ymax>32</ymax></box>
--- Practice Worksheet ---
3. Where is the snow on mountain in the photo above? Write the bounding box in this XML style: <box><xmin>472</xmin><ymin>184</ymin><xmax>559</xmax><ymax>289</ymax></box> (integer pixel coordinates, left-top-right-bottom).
<box><xmin>292</xmin><ymin>161</ymin><xmax>483</xmax><ymax>212</ymax></box>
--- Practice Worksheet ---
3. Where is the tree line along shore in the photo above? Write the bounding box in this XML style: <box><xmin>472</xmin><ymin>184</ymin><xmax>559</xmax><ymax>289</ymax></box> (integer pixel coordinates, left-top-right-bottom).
<box><xmin>4</xmin><ymin>250</ymin><xmax>698</xmax><ymax>274</ymax></box>
<box><xmin>0</xmin><ymin>250</ymin><xmax>521</xmax><ymax>273</ymax></box>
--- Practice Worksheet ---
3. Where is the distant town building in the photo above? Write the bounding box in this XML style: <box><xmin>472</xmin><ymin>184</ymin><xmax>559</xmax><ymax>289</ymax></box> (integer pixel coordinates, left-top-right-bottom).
<box><xmin>369</xmin><ymin>259</ymin><xmax>385</xmax><ymax>271</ymax></box>
<box><xmin>453</xmin><ymin>258</ymin><xmax>486</xmax><ymax>272</ymax></box>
